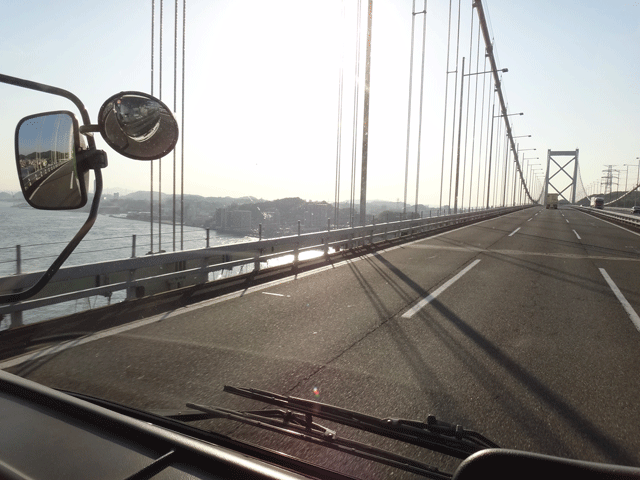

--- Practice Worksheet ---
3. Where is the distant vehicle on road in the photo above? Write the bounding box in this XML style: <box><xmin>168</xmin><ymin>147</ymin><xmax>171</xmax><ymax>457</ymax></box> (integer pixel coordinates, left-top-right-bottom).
<box><xmin>631</xmin><ymin>205</ymin><xmax>640</xmax><ymax>215</ymax></box>
<box><xmin>545</xmin><ymin>193</ymin><xmax>558</xmax><ymax>209</ymax></box>
<box><xmin>590</xmin><ymin>197</ymin><xmax>604</xmax><ymax>209</ymax></box>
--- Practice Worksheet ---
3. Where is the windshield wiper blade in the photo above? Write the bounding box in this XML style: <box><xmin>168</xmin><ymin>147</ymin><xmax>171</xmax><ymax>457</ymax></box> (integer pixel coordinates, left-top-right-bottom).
<box><xmin>186</xmin><ymin>402</ymin><xmax>450</xmax><ymax>480</ymax></box>
<box><xmin>222</xmin><ymin>385</ymin><xmax>499</xmax><ymax>459</ymax></box>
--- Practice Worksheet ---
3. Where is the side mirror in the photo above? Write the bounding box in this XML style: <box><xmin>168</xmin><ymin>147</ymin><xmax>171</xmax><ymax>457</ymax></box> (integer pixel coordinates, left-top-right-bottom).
<box><xmin>15</xmin><ymin>111</ymin><xmax>88</xmax><ymax>210</ymax></box>
<box><xmin>98</xmin><ymin>92</ymin><xmax>179</xmax><ymax>160</ymax></box>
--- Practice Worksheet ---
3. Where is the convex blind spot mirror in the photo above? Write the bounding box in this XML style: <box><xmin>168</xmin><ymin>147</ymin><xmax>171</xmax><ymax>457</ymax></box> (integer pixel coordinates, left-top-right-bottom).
<box><xmin>98</xmin><ymin>92</ymin><xmax>179</xmax><ymax>160</ymax></box>
<box><xmin>15</xmin><ymin>111</ymin><xmax>88</xmax><ymax>210</ymax></box>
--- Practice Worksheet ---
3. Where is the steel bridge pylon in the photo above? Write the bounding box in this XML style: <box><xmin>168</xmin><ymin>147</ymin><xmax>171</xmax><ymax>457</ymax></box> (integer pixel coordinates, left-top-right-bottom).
<box><xmin>544</xmin><ymin>149</ymin><xmax>580</xmax><ymax>204</ymax></box>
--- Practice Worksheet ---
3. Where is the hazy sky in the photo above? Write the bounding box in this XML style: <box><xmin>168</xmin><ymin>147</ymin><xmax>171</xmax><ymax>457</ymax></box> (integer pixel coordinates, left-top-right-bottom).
<box><xmin>1</xmin><ymin>0</ymin><xmax>639</xmax><ymax>205</ymax></box>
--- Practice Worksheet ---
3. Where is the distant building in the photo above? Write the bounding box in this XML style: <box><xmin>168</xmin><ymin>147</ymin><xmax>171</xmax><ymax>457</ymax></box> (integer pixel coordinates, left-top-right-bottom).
<box><xmin>217</xmin><ymin>208</ymin><xmax>252</xmax><ymax>234</ymax></box>
<box><xmin>305</xmin><ymin>202</ymin><xmax>331</xmax><ymax>227</ymax></box>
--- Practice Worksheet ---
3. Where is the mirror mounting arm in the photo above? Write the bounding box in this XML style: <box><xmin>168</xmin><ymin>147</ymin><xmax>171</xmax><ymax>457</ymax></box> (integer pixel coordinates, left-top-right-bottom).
<box><xmin>0</xmin><ymin>169</ymin><xmax>103</xmax><ymax>304</ymax></box>
<box><xmin>78</xmin><ymin>149</ymin><xmax>108</xmax><ymax>170</ymax></box>
<box><xmin>79</xmin><ymin>124</ymin><xmax>100</xmax><ymax>135</ymax></box>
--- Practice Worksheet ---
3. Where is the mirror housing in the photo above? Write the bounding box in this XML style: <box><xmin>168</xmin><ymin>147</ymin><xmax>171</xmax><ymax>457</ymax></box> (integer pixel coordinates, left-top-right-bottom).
<box><xmin>98</xmin><ymin>92</ymin><xmax>179</xmax><ymax>160</ymax></box>
<box><xmin>15</xmin><ymin>111</ymin><xmax>89</xmax><ymax>210</ymax></box>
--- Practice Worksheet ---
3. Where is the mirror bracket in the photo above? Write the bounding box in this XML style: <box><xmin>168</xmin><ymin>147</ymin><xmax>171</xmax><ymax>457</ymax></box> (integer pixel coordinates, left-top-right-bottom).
<box><xmin>78</xmin><ymin>149</ymin><xmax>108</xmax><ymax>170</ymax></box>
<box><xmin>79</xmin><ymin>124</ymin><xmax>100</xmax><ymax>135</ymax></box>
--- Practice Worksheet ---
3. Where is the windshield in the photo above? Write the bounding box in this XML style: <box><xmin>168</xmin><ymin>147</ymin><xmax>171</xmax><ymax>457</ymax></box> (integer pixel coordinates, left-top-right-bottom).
<box><xmin>1</xmin><ymin>1</ymin><xmax>640</xmax><ymax>478</ymax></box>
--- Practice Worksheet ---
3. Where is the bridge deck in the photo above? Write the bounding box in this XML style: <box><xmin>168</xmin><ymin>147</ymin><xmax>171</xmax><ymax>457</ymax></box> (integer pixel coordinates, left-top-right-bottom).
<box><xmin>2</xmin><ymin>207</ymin><xmax>640</xmax><ymax>474</ymax></box>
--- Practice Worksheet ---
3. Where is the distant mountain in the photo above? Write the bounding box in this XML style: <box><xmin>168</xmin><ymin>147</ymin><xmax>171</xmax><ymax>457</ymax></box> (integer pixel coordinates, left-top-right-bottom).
<box><xmin>17</xmin><ymin>150</ymin><xmax>69</xmax><ymax>161</ymax></box>
<box><xmin>122</xmin><ymin>191</ymin><xmax>265</xmax><ymax>205</ymax></box>
<box><xmin>0</xmin><ymin>192</ymin><xmax>16</xmax><ymax>201</ymax></box>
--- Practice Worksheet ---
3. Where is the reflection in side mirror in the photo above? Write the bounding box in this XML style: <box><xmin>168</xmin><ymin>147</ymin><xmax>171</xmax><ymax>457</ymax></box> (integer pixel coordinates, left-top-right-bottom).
<box><xmin>15</xmin><ymin>111</ymin><xmax>88</xmax><ymax>210</ymax></box>
<box><xmin>98</xmin><ymin>92</ymin><xmax>179</xmax><ymax>160</ymax></box>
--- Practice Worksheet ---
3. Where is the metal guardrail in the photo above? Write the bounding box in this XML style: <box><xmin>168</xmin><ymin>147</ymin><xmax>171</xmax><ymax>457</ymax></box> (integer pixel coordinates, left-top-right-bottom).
<box><xmin>0</xmin><ymin>206</ymin><xmax>529</xmax><ymax>320</ymax></box>
<box><xmin>575</xmin><ymin>206</ymin><xmax>640</xmax><ymax>228</ymax></box>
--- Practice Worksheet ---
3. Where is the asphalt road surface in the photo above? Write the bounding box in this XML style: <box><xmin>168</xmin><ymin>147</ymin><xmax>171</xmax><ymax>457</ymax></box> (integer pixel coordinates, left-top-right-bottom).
<box><xmin>4</xmin><ymin>206</ymin><xmax>640</xmax><ymax>477</ymax></box>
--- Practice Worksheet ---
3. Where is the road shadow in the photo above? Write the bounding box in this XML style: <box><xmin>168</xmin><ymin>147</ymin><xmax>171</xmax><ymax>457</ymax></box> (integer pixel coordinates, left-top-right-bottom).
<box><xmin>365</xmin><ymin>252</ymin><xmax>636</xmax><ymax>465</ymax></box>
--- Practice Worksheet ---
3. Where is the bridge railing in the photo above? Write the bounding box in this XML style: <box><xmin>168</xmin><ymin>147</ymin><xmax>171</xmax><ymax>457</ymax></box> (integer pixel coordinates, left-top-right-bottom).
<box><xmin>0</xmin><ymin>206</ymin><xmax>528</xmax><ymax>325</ymax></box>
<box><xmin>575</xmin><ymin>205</ymin><xmax>640</xmax><ymax>228</ymax></box>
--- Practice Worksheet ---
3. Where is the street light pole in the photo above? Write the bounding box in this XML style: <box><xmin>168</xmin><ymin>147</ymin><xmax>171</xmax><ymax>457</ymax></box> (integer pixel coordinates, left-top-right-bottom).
<box><xmin>455</xmin><ymin>61</ymin><xmax>508</xmax><ymax>213</ymax></box>
<box><xmin>486</xmin><ymin>110</ymin><xmax>522</xmax><ymax>208</ymax></box>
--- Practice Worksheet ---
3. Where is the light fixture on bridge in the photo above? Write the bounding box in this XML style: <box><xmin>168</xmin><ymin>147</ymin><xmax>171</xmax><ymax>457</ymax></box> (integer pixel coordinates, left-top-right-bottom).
<box><xmin>464</xmin><ymin>67</ymin><xmax>508</xmax><ymax>77</ymax></box>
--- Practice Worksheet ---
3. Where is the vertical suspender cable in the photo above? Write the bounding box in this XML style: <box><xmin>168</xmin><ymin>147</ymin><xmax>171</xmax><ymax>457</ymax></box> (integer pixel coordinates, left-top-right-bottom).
<box><xmin>492</xmin><ymin>115</ymin><xmax>502</xmax><ymax>207</ymax></box>
<box><xmin>475</xmin><ymin>52</ymin><xmax>488</xmax><ymax>209</ymax></box>
<box><xmin>350</xmin><ymin>0</ymin><xmax>362</xmax><ymax>226</ymax></box>
<box><xmin>460</xmin><ymin>13</ymin><xmax>475</xmax><ymax>210</ymax></box>
<box><xmin>180</xmin><ymin>0</ymin><xmax>186</xmax><ymax>249</ymax></box>
<box><xmin>448</xmin><ymin>0</ymin><xmax>462</xmax><ymax>209</ymax></box>
<box><xmin>334</xmin><ymin>1</ymin><xmax>345</xmax><ymax>227</ymax></box>
<box><xmin>483</xmin><ymin>86</ymin><xmax>495</xmax><ymax>207</ymax></box>
<box><xmin>159</xmin><ymin>0</ymin><xmax>163</xmax><ymax>251</ymax></box>
<box><xmin>414</xmin><ymin>0</ymin><xmax>428</xmax><ymax>216</ymax></box>
<box><xmin>359</xmin><ymin>0</ymin><xmax>372</xmax><ymax>226</ymax></box>
<box><xmin>403</xmin><ymin>0</ymin><xmax>417</xmax><ymax>217</ymax></box>
<box><xmin>150</xmin><ymin>0</ymin><xmax>155</xmax><ymax>254</ymax></box>
<box><xmin>467</xmin><ymin>25</ymin><xmax>481</xmax><ymax>210</ymax></box>
<box><xmin>502</xmin><ymin>128</ymin><xmax>510</xmax><ymax>206</ymax></box>
<box><xmin>173</xmin><ymin>0</ymin><xmax>178</xmax><ymax>251</ymax></box>
<box><xmin>438</xmin><ymin>0</ymin><xmax>454</xmax><ymax>214</ymax></box>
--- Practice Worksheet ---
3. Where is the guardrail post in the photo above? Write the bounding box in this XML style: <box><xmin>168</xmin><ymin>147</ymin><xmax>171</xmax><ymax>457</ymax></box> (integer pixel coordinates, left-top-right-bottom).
<box><xmin>206</xmin><ymin>229</ymin><xmax>210</xmax><ymax>248</ymax></box>
<box><xmin>131</xmin><ymin>235</ymin><xmax>137</xmax><ymax>258</ymax></box>
<box><xmin>10</xmin><ymin>245</ymin><xmax>23</xmax><ymax>328</ymax></box>
<box><xmin>254</xmin><ymin>250</ymin><xmax>261</xmax><ymax>272</ymax></box>
<box><xmin>259</xmin><ymin>224</ymin><xmax>262</xmax><ymax>241</ymax></box>
<box><xmin>370</xmin><ymin>218</ymin><xmax>375</xmax><ymax>244</ymax></box>
<box><xmin>126</xmin><ymin>269</ymin><xmax>134</xmax><ymax>299</ymax></box>
<box><xmin>323</xmin><ymin>237</ymin><xmax>328</xmax><ymax>256</ymax></box>
<box><xmin>298</xmin><ymin>220</ymin><xmax>301</xmax><ymax>236</ymax></box>
<box><xmin>15</xmin><ymin>245</ymin><xmax>21</xmax><ymax>275</ymax></box>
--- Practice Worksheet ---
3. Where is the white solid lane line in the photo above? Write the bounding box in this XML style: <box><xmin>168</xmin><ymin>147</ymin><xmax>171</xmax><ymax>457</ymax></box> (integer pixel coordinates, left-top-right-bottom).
<box><xmin>600</xmin><ymin>268</ymin><xmax>640</xmax><ymax>332</ymax></box>
<box><xmin>402</xmin><ymin>259</ymin><xmax>481</xmax><ymax>319</ymax></box>
<box><xmin>572</xmin><ymin>229</ymin><xmax>581</xmax><ymax>240</ymax></box>
<box><xmin>508</xmin><ymin>227</ymin><xmax>521</xmax><ymax>237</ymax></box>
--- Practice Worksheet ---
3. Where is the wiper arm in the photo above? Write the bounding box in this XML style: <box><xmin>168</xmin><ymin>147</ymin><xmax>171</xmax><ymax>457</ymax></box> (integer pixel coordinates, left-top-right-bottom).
<box><xmin>186</xmin><ymin>402</ymin><xmax>450</xmax><ymax>480</ymax></box>
<box><xmin>222</xmin><ymin>385</ymin><xmax>499</xmax><ymax>459</ymax></box>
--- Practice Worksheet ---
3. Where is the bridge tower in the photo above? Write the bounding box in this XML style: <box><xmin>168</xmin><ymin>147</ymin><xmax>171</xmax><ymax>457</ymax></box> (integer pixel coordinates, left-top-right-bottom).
<box><xmin>544</xmin><ymin>149</ymin><xmax>580</xmax><ymax>204</ymax></box>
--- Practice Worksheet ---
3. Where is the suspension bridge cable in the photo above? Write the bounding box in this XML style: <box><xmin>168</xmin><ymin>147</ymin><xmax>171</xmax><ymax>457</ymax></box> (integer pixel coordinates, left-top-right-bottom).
<box><xmin>150</xmin><ymin>0</ymin><xmax>155</xmax><ymax>253</ymax></box>
<box><xmin>414</xmin><ymin>0</ymin><xmax>428</xmax><ymax>216</ymax></box>
<box><xmin>159</xmin><ymin>0</ymin><xmax>163</xmax><ymax>251</ymax></box>
<box><xmin>350</xmin><ymin>0</ymin><xmax>363</xmax><ymax>226</ymax></box>
<box><xmin>448</xmin><ymin>0</ymin><xmax>462</xmax><ymax>208</ymax></box>
<box><xmin>492</xmin><ymin>117</ymin><xmax>502</xmax><ymax>207</ymax></box>
<box><xmin>482</xmin><ymin>79</ymin><xmax>494</xmax><ymax>208</ymax></box>
<box><xmin>334</xmin><ymin>0</ymin><xmax>346</xmax><ymax>227</ymax></box>
<box><xmin>475</xmin><ymin>48</ymin><xmax>488</xmax><ymax>209</ymax></box>
<box><xmin>181</xmin><ymin>0</ymin><xmax>186</xmax><ymax>249</ymax></box>
<box><xmin>403</xmin><ymin>0</ymin><xmax>417</xmax><ymax>216</ymax></box>
<box><xmin>173</xmin><ymin>0</ymin><xmax>178</xmax><ymax>251</ymax></box>
<box><xmin>501</xmin><ymin>128</ymin><xmax>510</xmax><ymax>206</ymax></box>
<box><xmin>460</xmin><ymin>11</ymin><xmax>475</xmax><ymax>210</ymax></box>
<box><xmin>438</xmin><ymin>0</ymin><xmax>454</xmax><ymax>213</ymax></box>
<box><xmin>466</xmin><ymin>25</ymin><xmax>481</xmax><ymax>210</ymax></box>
